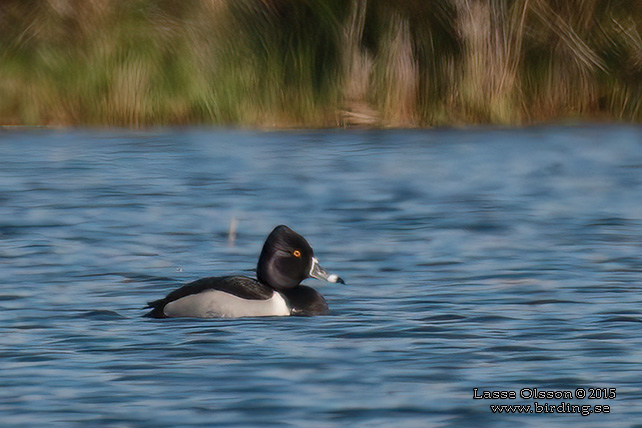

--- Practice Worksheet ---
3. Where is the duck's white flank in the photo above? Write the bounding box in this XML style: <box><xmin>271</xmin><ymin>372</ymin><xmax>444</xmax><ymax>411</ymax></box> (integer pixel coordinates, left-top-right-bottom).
<box><xmin>163</xmin><ymin>290</ymin><xmax>290</xmax><ymax>318</ymax></box>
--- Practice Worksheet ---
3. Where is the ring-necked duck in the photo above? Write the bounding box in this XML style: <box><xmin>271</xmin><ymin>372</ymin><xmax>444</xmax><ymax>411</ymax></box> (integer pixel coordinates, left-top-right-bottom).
<box><xmin>145</xmin><ymin>225</ymin><xmax>344</xmax><ymax>318</ymax></box>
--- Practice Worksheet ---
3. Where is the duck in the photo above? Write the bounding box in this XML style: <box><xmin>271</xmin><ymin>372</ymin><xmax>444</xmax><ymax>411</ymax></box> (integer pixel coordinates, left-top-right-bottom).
<box><xmin>144</xmin><ymin>225</ymin><xmax>344</xmax><ymax>318</ymax></box>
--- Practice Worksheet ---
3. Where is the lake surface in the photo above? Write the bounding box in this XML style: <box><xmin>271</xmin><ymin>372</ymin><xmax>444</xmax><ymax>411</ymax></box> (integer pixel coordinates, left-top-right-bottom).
<box><xmin>1</xmin><ymin>126</ymin><xmax>642</xmax><ymax>427</ymax></box>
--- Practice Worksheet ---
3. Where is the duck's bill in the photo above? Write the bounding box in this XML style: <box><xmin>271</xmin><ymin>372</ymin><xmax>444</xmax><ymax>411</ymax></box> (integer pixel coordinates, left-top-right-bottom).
<box><xmin>309</xmin><ymin>257</ymin><xmax>345</xmax><ymax>284</ymax></box>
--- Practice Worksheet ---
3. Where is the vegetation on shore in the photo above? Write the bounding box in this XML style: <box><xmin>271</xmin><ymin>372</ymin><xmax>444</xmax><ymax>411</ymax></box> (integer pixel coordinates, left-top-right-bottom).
<box><xmin>1</xmin><ymin>0</ymin><xmax>642</xmax><ymax>127</ymax></box>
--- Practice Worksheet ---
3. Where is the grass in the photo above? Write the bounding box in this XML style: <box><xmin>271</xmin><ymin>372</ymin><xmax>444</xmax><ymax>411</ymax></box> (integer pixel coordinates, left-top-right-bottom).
<box><xmin>1</xmin><ymin>0</ymin><xmax>641</xmax><ymax>127</ymax></box>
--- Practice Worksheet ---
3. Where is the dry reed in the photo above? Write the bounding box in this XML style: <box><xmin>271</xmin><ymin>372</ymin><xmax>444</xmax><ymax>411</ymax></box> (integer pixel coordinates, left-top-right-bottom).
<box><xmin>1</xmin><ymin>0</ymin><xmax>641</xmax><ymax>127</ymax></box>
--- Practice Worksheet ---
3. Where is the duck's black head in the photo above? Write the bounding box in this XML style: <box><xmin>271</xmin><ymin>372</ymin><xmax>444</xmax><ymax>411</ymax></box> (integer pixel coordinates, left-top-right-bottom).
<box><xmin>256</xmin><ymin>225</ymin><xmax>344</xmax><ymax>290</ymax></box>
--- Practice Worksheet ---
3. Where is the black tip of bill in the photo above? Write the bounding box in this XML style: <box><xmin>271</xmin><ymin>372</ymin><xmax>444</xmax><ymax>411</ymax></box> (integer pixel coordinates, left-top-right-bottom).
<box><xmin>324</xmin><ymin>273</ymin><xmax>345</xmax><ymax>284</ymax></box>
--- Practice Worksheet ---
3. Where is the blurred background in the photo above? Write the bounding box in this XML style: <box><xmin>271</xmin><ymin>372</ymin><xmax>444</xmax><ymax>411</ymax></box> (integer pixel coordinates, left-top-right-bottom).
<box><xmin>2</xmin><ymin>0</ymin><xmax>642</xmax><ymax>127</ymax></box>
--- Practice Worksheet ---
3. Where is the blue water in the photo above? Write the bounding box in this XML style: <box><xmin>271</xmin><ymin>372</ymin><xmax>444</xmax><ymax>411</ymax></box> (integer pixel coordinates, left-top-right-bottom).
<box><xmin>1</xmin><ymin>126</ymin><xmax>642</xmax><ymax>427</ymax></box>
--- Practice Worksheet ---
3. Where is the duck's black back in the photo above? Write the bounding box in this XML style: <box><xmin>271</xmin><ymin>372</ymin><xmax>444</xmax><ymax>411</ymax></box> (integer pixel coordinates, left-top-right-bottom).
<box><xmin>145</xmin><ymin>276</ymin><xmax>274</xmax><ymax>318</ymax></box>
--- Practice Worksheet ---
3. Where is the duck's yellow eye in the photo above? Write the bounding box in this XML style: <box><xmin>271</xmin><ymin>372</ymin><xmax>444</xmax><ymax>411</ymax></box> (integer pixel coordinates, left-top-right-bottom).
<box><xmin>293</xmin><ymin>250</ymin><xmax>301</xmax><ymax>258</ymax></box>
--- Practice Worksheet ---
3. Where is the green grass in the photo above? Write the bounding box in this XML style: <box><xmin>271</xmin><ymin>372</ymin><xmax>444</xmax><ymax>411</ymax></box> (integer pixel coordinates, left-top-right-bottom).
<box><xmin>1</xmin><ymin>0</ymin><xmax>641</xmax><ymax>127</ymax></box>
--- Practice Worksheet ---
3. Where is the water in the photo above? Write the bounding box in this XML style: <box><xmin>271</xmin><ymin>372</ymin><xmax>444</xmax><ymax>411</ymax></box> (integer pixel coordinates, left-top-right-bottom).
<box><xmin>1</xmin><ymin>126</ymin><xmax>642</xmax><ymax>427</ymax></box>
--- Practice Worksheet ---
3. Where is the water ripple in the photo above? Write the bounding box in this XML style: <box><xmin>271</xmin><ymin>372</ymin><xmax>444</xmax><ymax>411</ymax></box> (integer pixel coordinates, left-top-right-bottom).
<box><xmin>1</xmin><ymin>126</ymin><xmax>642</xmax><ymax>427</ymax></box>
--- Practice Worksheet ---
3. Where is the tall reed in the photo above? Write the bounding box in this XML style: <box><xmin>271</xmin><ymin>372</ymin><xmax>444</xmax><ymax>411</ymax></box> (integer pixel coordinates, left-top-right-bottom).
<box><xmin>0</xmin><ymin>0</ymin><xmax>641</xmax><ymax>126</ymax></box>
